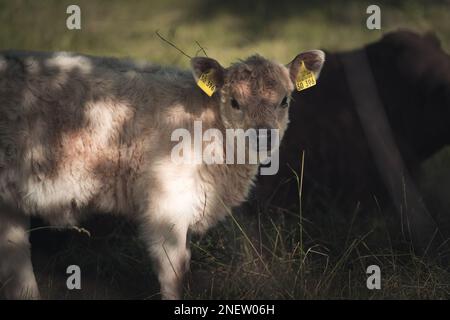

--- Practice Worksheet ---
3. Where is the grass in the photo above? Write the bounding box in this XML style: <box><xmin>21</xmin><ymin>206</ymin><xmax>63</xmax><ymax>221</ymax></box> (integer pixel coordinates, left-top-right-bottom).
<box><xmin>30</xmin><ymin>175</ymin><xmax>450</xmax><ymax>299</ymax></box>
<box><xmin>1</xmin><ymin>0</ymin><xmax>450</xmax><ymax>66</ymax></box>
<box><xmin>29</xmin><ymin>146</ymin><xmax>450</xmax><ymax>299</ymax></box>
<box><xmin>1</xmin><ymin>0</ymin><xmax>450</xmax><ymax>299</ymax></box>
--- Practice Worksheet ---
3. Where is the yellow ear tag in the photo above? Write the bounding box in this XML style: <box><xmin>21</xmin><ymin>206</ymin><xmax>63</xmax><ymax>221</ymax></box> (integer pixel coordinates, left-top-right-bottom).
<box><xmin>296</xmin><ymin>61</ymin><xmax>316</xmax><ymax>91</ymax></box>
<box><xmin>197</xmin><ymin>70</ymin><xmax>217</xmax><ymax>97</ymax></box>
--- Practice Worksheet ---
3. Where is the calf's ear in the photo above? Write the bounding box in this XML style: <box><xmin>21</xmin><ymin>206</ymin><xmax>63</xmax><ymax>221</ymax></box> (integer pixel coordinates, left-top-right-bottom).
<box><xmin>191</xmin><ymin>57</ymin><xmax>225</xmax><ymax>91</ymax></box>
<box><xmin>287</xmin><ymin>50</ymin><xmax>326</xmax><ymax>84</ymax></box>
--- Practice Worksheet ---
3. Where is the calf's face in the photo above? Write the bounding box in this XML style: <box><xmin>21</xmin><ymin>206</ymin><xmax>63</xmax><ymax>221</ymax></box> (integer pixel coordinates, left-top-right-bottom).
<box><xmin>191</xmin><ymin>51</ymin><xmax>325</xmax><ymax>152</ymax></box>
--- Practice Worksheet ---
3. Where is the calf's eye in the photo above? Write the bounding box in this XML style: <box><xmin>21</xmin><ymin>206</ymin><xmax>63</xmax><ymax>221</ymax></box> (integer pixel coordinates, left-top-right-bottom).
<box><xmin>281</xmin><ymin>96</ymin><xmax>289</xmax><ymax>108</ymax></box>
<box><xmin>231</xmin><ymin>98</ymin><xmax>240</xmax><ymax>110</ymax></box>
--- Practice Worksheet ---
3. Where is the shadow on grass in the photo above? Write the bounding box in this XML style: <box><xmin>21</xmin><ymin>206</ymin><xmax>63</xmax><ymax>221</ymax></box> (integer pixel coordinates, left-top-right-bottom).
<box><xmin>30</xmin><ymin>216</ymin><xmax>159</xmax><ymax>299</ymax></box>
<box><xmin>27</xmin><ymin>183</ymin><xmax>450</xmax><ymax>299</ymax></box>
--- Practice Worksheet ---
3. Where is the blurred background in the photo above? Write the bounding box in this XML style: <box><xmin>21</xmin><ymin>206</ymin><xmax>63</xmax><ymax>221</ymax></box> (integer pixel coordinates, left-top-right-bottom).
<box><xmin>1</xmin><ymin>0</ymin><xmax>449</xmax><ymax>65</ymax></box>
<box><xmin>1</xmin><ymin>0</ymin><xmax>450</xmax><ymax>299</ymax></box>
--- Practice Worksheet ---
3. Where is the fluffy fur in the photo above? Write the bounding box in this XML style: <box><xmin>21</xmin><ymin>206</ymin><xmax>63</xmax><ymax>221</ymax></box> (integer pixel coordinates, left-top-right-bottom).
<box><xmin>0</xmin><ymin>50</ymin><xmax>323</xmax><ymax>299</ymax></box>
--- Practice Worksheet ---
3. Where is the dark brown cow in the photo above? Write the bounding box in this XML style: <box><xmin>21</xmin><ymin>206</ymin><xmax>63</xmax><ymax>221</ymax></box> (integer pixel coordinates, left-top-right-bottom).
<box><xmin>256</xmin><ymin>31</ymin><xmax>450</xmax><ymax>247</ymax></box>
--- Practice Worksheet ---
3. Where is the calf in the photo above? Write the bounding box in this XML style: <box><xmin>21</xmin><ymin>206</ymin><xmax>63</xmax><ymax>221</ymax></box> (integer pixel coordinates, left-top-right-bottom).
<box><xmin>0</xmin><ymin>50</ymin><xmax>325</xmax><ymax>299</ymax></box>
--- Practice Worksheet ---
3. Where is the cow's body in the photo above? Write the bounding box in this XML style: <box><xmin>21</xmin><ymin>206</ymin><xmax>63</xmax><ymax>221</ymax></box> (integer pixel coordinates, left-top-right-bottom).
<box><xmin>0</xmin><ymin>51</ymin><xmax>249</xmax><ymax>230</ymax></box>
<box><xmin>0</xmin><ymin>51</ymin><xmax>257</xmax><ymax>299</ymax></box>
<box><xmin>257</xmin><ymin>31</ymin><xmax>450</xmax><ymax>213</ymax></box>
<box><xmin>0</xmin><ymin>49</ymin><xmax>324</xmax><ymax>299</ymax></box>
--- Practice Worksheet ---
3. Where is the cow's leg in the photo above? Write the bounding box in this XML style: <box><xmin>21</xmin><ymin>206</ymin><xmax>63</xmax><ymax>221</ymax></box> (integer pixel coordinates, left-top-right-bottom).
<box><xmin>139</xmin><ymin>216</ymin><xmax>190</xmax><ymax>300</ymax></box>
<box><xmin>0</xmin><ymin>208</ymin><xmax>40</xmax><ymax>299</ymax></box>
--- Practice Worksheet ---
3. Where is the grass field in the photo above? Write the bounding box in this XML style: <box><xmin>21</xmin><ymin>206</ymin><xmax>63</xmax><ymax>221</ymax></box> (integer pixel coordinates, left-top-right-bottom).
<box><xmin>1</xmin><ymin>0</ymin><xmax>450</xmax><ymax>299</ymax></box>
<box><xmin>1</xmin><ymin>0</ymin><xmax>450</xmax><ymax>65</ymax></box>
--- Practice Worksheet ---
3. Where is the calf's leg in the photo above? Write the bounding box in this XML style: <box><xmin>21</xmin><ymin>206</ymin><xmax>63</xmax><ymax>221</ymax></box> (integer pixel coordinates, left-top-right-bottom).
<box><xmin>0</xmin><ymin>208</ymin><xmax>40</xmax><ymax>299</ymax></box>
<box><xmin>140</xmin><ymin>217</ymin><xmax>190</xmax><ymax>300</ymax></box>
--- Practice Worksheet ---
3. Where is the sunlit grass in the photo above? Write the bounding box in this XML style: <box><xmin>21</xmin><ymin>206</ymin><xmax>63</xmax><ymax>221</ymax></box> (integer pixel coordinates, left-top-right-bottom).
<box><xmin>1</xmin><ymin>0</ymin><xmax>449</xmax><ymax>67</ymax></box>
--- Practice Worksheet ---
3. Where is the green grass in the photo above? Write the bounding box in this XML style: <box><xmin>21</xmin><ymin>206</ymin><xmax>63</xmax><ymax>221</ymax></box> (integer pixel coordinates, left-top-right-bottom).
<box><xmin>30</xmin><ymin>175</ymin><xmax>450</xmax><ymax>299</ymax></box>
<box><xmin>1</xmin><ymin>0</ymin><xmax>450</xmax><ymax>66</ymax></box>
<box><xmin>1</xmin><ymin>0</ymin><xmax>450</xmax><ymax>299</ymax></box>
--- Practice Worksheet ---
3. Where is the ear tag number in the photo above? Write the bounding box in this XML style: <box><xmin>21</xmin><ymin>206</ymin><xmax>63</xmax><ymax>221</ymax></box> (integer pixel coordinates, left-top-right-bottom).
<box><xmin>197</xmin><ymin>70</ymin><xmax>217</xmax><ymax>97</ymax></box>
<box><xmin>296</xmin><ymin>61</ymin><xmax>316</xmax><ymax>91</ymax></box>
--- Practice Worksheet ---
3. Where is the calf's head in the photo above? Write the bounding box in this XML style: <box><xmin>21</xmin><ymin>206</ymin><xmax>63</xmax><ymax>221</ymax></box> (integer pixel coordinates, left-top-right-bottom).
<box><xmin>191</xmin><ymin>51</ymin><xmax>325</xmax><ymax>152</ymax></box>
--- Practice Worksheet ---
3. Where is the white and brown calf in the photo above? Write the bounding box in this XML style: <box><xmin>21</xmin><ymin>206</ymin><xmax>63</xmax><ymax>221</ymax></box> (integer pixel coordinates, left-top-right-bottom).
<box><xmin>0</xmin><ymin>49</ymin><xmax>324</xmax><ymax>299</ymax></box>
